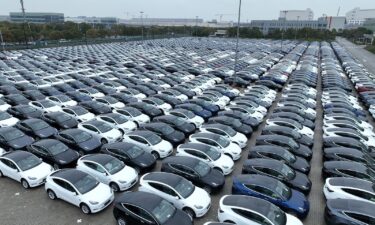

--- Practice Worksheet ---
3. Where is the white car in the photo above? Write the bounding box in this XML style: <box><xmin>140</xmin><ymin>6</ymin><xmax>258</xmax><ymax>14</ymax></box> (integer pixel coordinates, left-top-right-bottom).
<box><xmin>62</xmin><ymin>106</ymin><xmax>96</xmax><ymax>122</ymax></box>
<box><xmin>123</xmin><ymin>131</ymin><xmax>173</xmax><ymax>159</ymax></box>
<box><xmin>113</xmin><ymin>107</ymin><xmax>150</xmax><ymax>126</ymax></box>
<box><xmin>0</xmin><ymin>151</ymin><xmax>53</xmax><ymax>188</ymax></box>
<box><xmin>323</xmin><ymin>127</ymin><xmax>375</xmax><ymax>148</ymax></box>
<box><xmin>323</xmin><ymin>120</ymin><xmax>375</xmax><ymax>138</ymax></box>
<box><xmin>45</xmin><ymin>169</ymin><xmax>114</xmax><ymax>214</ymax></box>
<box><xmin>323</xmin><ymin>114</ymin><xmax>373</xmax><ymax>131</ymax></box>
<box><xmin>323</xmin><ymin>177</ymin><xmax>375</xmax><ymax>205</ymax></box>
<box><xmin>266</xmin><ymin>118</ymin><xmax>314</xmax><ymax>139</ymax></box>
<box><xmin>29</xmin><ymin>100</ymin><xmax>62</xmax><ymax>113</ymax></box>
<box><xmin>166</xmin><ymin>109</ymin><xmax>204</xmax><ymax>128</ymax></box>
<box><xmin>218</xmin><ymin>195</ymin><xmax>303</xmax><ymax>225</ymax></box>
<box><xmin>139</xmin><ymin>172</ymin><xmax>211</xmax><ymax>218</ymax></box>
<box><xmin>176</xmin><ymin>143</ymin><xmax>234</xmax><ymax>175</ymax></box>
<box><xmin>159</xmin><ymin>90</ymin><xmax>188</xmax><ymax>101</ymax></box>
<box><xmin>0</xmin><ymin>112</ymin><xmax>19</xmax><ymax>127</ymax></box>
<box><xmin>95</xmin><ymin>96</ymin><xmax>125</xmax><ymax>109</ymax></box>
<box><xmin>78</xmin><ymin>88</ymin><xmax>105</xmax><ymax>98</ymax></box>
<box><xmin>230</xmin><ymin>101</ymin><xmax>267</xmax><ymax>116</ymax></box>
<box><xmin>0</xmin><ymin>100</ymin><xmax>11</xmax><ymax>112</ymax></box>
<box><xmin>76</xmin><ymin>154</ymin><xmax>138</xmax><ymax>191</ymax></box>
<box><xmin>142</xmin><ymin>97</ymin><xmax>172</xmax><ymax>113</ymax></box>
<box><xmin>224</xmin><ymin>105</ymin><xmax>264</xmax><ymax>122</ymax></box>
<box><xmin>199</xmin><ymin>124</ymin><xmax>247</xmax><ymax>148</ymax></box>
<box><xmin>96</xmin><ymin>113</ymin><xmax>137</xmax><ymax>135</ymax></box>
<box><xmin>78</xmin><ymin>120</ymin><xmax>122</xmax><ymax>144</ymax></box>
<box><xmin>189</xmin><ymin>132</ymin><xmax>241</xmax><ymax>160</ymax></box>
<box><xmin>195</xmin><ymin>95</ymin><xmax>227</xmax><ymax>109</ymax></box>
<box><xmin>47</xmin><ymin>95</ymin><xmax>77</xmax><ymax>107</ymax></box>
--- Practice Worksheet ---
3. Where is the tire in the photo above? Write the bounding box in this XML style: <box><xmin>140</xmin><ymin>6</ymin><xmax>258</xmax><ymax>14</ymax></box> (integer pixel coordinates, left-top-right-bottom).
<box><xmin>101</xmin><ymin>139</ymin><xmax>108</xmax><ymax>144</ymax></box>
<box><xmin>21</xmin><ymin>179</ymin><xmax>30</xmax><ymax>189</ymax></box>
<box><xmin>224</xmin><ymin>220</ymin><xmax>235</xmax><ymax>224</ymax></box>
<box><xmin>117</xmin><ymin>217</ymin><xmax>127</xmax><ymax>225</ymax></box>
<box><xmin>151</xmin><ymin>152</ymin><xmax>159</xmax><ymax>159</ymax></box>
<box><xmin>203</xmin><ymin>186</ymin><xmax>212</xmax><ymax>194</ymax></box>
<box><xmin>80</xmin><ymin>203</ymin><xmax>91</xmax><ymax>214</ymax></box>
<box><xmin>110</xmin><ymin>182</ymin><xmax>120</xmax><ymax>192</ymax></box>
<box><xmin>47</xmin><ymin>189</ymin><xmax>57</xmax><ymax>200</ymax></box>
<box><xmin>53</xmin><ymin>164</ymin><xmax>60</xmax><ymax>170</ymax></box>
<box><xmin>183</xmin><ymin>208</ymin><xmax>195</xmax><ymax>219</ymax></box>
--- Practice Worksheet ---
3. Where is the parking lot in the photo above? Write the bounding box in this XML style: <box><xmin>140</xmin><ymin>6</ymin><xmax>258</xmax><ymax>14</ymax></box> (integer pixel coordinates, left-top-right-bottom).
<box><xmin>0</xmin><ymin>38</ymin><xmax>374</xmax><ymax>225</ymax></box>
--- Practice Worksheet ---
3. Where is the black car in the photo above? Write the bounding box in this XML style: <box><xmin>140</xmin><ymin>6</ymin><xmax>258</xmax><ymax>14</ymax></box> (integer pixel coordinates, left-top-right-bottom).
<box><xmin>79</xmin><ymin>101</ymin><xmax>112</xmax><ymax>115</ymax></box>
<box><xmin>41</xmin><ymin>112</ymin><xmax>78</xmax><ymax>129</ymax></box>
<box><xmin>7</xmin><ymin>105</ymin><xmax>43</xmax><ymax>119</ymax></box>
<box><xmin>0</xmin><ymin>85</ymin><xmax>21</xmax><ymax>95</ymax></box>
<box><xmin>273</xmin><ymin>106</ymin><xmax>314</xmax><ymax>121</ymax></box>
<box><xmin>101</xmin><ymin>142</ymin><xmax>156</xmax><ymax>173</ymax></box>
<box><xmin>256</xmin><ymin>135</ymin><xmax>312</xmax><ymax>160</ymax></box>
<box><xmin>26</xmin><ymin>139</ymin><xmax>79</xmax><ymax>169</ymax></box>
<box><xmin>248</xmin><ymin>145</ymin><xmax>310</xmax><ymax>174</ymax></box>
<box><xmin>175</xmin><ymin>103</ymin><xmax>212</xmax><ymax>121</ymax></box>
<box><xmin>323</xmin><ymin>147</ymin><xmax>375</xmax><ymax>168</ymax></box>
<box><xmin>55</xmin><ymin>129</ymin><xmax>101</xmax><ymax>155</ymax></box>
<box><xmin>323</xmin><ymin>136</ymin><xmax>370</xmax><ymax>156</ymax></box>
<box><xmin>186</xmin><ymin>99</ymin><xmax>220</xmax><ymax>115</ymax></box>
<box><xmin>208</xmin><ymin>116</ymin><xmax>253</xmax><ymax>136</ymax></box>
<box><xmin>38</xmin><ymin>87</ymin><xmax>63</xmax><ymax>96</ymax></box>
<box><xmin>3</xmin><ymin>94</ymin><xmax>30</xmax><ymax>106</ymax></box>
<box><xmin>0</xmin><ymin>127</ymin><xmax>35</xmax><ymax>151</ymax></box>
<box><xmin>153</xmin><ymin>94</ymin><xmax>183</xmax><ymax>107</ymax></box>
<box><xmin>255</xmin><ymin>80</ymin><xmax>283</xmax><ymax>90</ymax></box>
<box><xmin>66</xmin><ymin>91</ymin><xmax>93</xmax><ymax>103</ymax></box>
<box><xmin>262</xmin><ymin>125</ymin><xmax>313</xmax><ymax>147</ymax></box>
<box><xmin>322</xmin><ymin>161</ymin><xmax>375</xmax><ymax>182</ymax></box>
<box><xmin>242</xmin><ymin>158</ymin><xmax>311</xmax><ymax>194</ymax></box>
<box><xmin>161</xmin><ymin>156</ymin><xmax>225</xmax><ymax>193</ymax></box>
<box><xmin>217</xmin><ymin>110</ymin><xmax>261</xmax><ymax>128</ymax></box>
<box><xmin>16</xmin><ymin>118</ymin><xmax>58</xmax><ymax>139</ymax></box>
<box><xmin>270</xmin><ymin>112</ymin><xmax>315</xmax><ymax>129</ymax></box>
<box><xmin>113</xmin><ymin>191</ymin><xmax>193</xmax><ymax>225</ymax></box>
<box><xmin>153</xmin><ymin>115</ymin><xmax>196</xmax><ymax>136</ymax></box>
<box><xmin>139</xmin><ymin>122</ymin><xmax>185</xmax><ymax>146</ymax></box>
<box><xmin>110</xmin><ymin>93</ymin><xmax>138</xmax><ymax>104</ymax></box>
<box><xmin>23</xmin><ymin>90</ymin><xmax>46</xmax><ymax>101</ymax></box>
<box><xmin>325</xmin><ymin>199</ymin><xmax>375</xmax><ymax>225</ymax></box>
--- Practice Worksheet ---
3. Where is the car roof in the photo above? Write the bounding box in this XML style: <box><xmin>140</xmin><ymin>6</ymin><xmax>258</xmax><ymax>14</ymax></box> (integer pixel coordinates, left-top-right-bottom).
<box><xmin>244</xmin><ymin>158</ymin><xmax>283</xmax><ymax>168</ymax></box>
<box><xmin>52</xmin><ymin>169</ymin><xmax>88</xmax><ymax>183</ymax></box>
<box><xmin>222</xmin><ymin>195</ymin><xmax>272</xmax><ymax>217</ymax></box>
<box><xmin>143</xmin><ymin>172</ymin><xmax>183</xmax><ymax>187</ymax></box>
<box><xmin>116</xmin><ymin>191</ymin><xmax>162</xmax><ymax>212</ymax></box>
<box><xmin>324</xmin><ymin>161</ymin><xmax>368</xmax><ymax>172</ymax></box>
<box><xmin>191</xmin><ymin>132</ymin><xmax>221</xmax><ymax>139</ymax></box>
<box><xmin>128</xmin><ymin>130</ymin><xmax>156</xmax><ymax>138</ymax></box>
<box><xmin>3</xmin><ymin>150</ymin><xmax>33</xmax><ymax>162</ymax></box>
<box><xmin>327</xmin><ymin>199</ymin><xmax>375</xmax><ymax>217</ymax></box>
<box><xmin>34</xmin><ymin>139</ymin><xmax>60</xmax><ymax>147</ymax></box>
<box><xmin>235</xmin><ymin>174</ymin><xmax>280</xmax><ymax>188</ymax></box>
<box><xmin>81</xmin><ymin>154</ymin><xmax>114</xmax><ymax>165</ymax></box>
<box><xmin>179</xmin><ymin>143</ymin><xmax>213</xmax><ymax>152</ymax></box>
<box><xmin>162</xmin><ymin>156</ymin><xmax>199</xmax><ymax>167</ymax></box>
<box><xmin>328</xmin><ymin>177</ymin><xmax>374</xmax><ymax>192</ymax></box>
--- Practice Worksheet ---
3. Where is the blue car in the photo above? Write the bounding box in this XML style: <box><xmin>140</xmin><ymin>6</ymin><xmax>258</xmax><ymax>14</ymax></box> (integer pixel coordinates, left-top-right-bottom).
<box><xmin>175</xmin><ymin>103</ymin><xmax>212</xmax><ymax>121</ymax></box>
<box><xmin>232</xmin><ymin>174</ymin><xmax>310</xmax><ymax>218</ymax></box>
<box><xmin>323</xmin><ymin>103</ymin><xmax>366</xmax><ymax>117</ymax></box>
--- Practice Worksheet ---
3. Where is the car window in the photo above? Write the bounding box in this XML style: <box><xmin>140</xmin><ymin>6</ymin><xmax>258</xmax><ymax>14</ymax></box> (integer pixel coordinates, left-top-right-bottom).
<box><xmin>340</xmin><ymin>169</ymin><xmax>370</xmax><ymax>180</ymax></box>
<box><xmin>149</xmin><ymin>182</ymin><xmax>178</xmax><ymax>197</ymax></box>
<box><xmin>123</xmin><ymin>204</ymin><xmax>155</xmax><ymax>223</ymax></box>
<box><xmin>0</xmin><ymin>159</ymin><xmax>18</xmax><ymax>170</ymax></box>
<box><xmin>60</xmin><ymin>134</ymin><xmax>75</xmax><ymax>142</ymax></box>
<box><xmin>342</xmin><ymin>188</ymin><xmax>375</xmax><ymax>202</ymax></box>
<box><xmin>207</xmin><ymin>128</ymin><xmax>226</xmax><ymax>136</ymax></box>
<box><xmin>63</xmin><ymin>109</ymin><xmax>74</xmax><ymax>115</ymax></box>
<box><xmin>253</xmin><ymin>185</ymin><xmax>280</xmax><ymax>199</ymax></box>
<box><xmin>185</xmin><ymin>149</ymin><xmax>208</xmax><ymax>160</ymax></box>
<box><xmin>197</xmin><ymin>138</ymin><xmax>218</xmax><ymax>147</ymax></box>
<box><xmin>256</xmin><ymin>167</ymin><xmax>283</xmax><ymax>179</ymax></box>
<box><xmin>346</xmin><ymin>212</ymin><xmax>375</xmax><ymax>224</ymax></box>
<box><xmin>53</xmin><ymin>179</ymin><xmax>76</xmax><ymax>193</ymax></box>
<box><xmin>131</xmin><ymin>136</ymin><xmax>148</xmax><ymax>144</ymax></box>
<box><xmin>101</xmin><ymin>117</ymin><xmax>115</xmax><ymax>124</ymax></box>
<box><xmin>336</xmin><ymin>154</ymin><xmax>365</xmax><ymax>163</ymax></box>
<box><xmin>232</xmin><ymin>208</ymin><xmax>272</xmax><ymax>225</ymax></box>
<box><xmin>84</xmin><ymin>161</ymin><xmax>106</xmax><ymax>173</ymax></box>
<box><xmin>83</xmin><ymin>125</ymin><xmax>97</xmax><ymax>132</ymax></box>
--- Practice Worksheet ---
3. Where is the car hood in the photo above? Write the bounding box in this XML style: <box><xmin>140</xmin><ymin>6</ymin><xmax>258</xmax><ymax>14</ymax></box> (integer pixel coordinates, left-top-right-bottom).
<box><xmin>290</xmin><ymin>171</ymin><xmax>311</xmax><ymax>192</ymax></box>
<box><xmin>133</xmin><ymin>152</ymin><xmax>156</xmax><ymax>168</ymax></box>
<box><xmin>9</xmin><ymin>136</ymin><xmax>34</xmax><ymax>149</ymax></box>
<box><xmin>186</xmin><ymin>187</ymin><xmax>211</xmax><ymax>208</ymax></box>
<box><xmin>82</xmin><ymin>182</ymin><xmax>113</xmax><ymax>202</ymax></box>
<box><xmin>291</xmin><ymin>157</ymin><xmax>310</xmax><ymax>173</ymax></box>
<box><xmin>298</xmin><ymin>135</ymin><xmax>313</xmax><ymax>146</ymax></box>
<box><xmin>35</xmin><ymin>127</ymin><xmax>58</xmax><ymax>138</ymax></box>
<box><xmin>22</xmin><ymin>161</ymin><xmax>53</xmax><ymax>179</ymax></box>
<box><xmin>78</xmin><ymin>137</ymin><xmax>101</xmax><ymax>152</ymax></box>
<box><xmin>201</xmin><ymin>169</ymin><xmax>225</xmax><ymax>188</ymax></box>
<box><xmin>54</xmin><ymin>150</ymin><xmax>79</xmax><ymax>165</ymax></box>
<box><xmin>164</xmin><ymin>209</ymin><xmax>193</xmax><ymax>225</ymax></box>
<box><xmin>61</xmin><ymin>119</ymin><xmax>78</xmax><ymax>129</ymax></box>
<box><xmin>286</xmin><ymin>189</ymin><xmax>309</xmax><ymax>212</ymax></box>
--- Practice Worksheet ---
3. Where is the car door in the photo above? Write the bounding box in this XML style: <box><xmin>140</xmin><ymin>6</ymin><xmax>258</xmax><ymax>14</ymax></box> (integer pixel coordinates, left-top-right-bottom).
<box><xmin>82</xmin><ymin>124</ymin><xmax>100</xmax><ymax>137</ymax></box>
<box><xmin>17</xmin><ymin>122</ymin><xmax>32</xmax><ymax>135</ymax></box>
<box><xmin>130</xmin><ymin>136</ymin><xmax>149</xmax><ymax>149</ymax></box>
<box><xmin>52</xmin><ymin>179</ymin><xmax>80</xmax><ymax>206</ymax></box>
<box><xmin>122</xmin><ymin>204</ymin><xmax>156</xmax><ymax>225</ymax></box>
<box><xmin>148</xmin><ymin>182</ymin><xmax>181</xmax><ymax>207</ymax></box>
<box><xmin>82</xmin><ymin>161</ymin><xmax>110</xmax><ymax>184</ymax></box>
<box><xmin>29</xmin><ymin>145</ymin><xmax>53</xmax><ymax>164</ymax></box>
<box><xmin>0</xmin><ymin>158</ymin><xmax>21</xmax><ymax>181</ymax></box>
<box><xmin>58</xmin><ymin>133</ymin><xmax>76</xmax><ymax>148</ymax></box>
<box><xmin>0</xmin><ymin>134</ymin><xmax>8</xmax><ymax>149</ymax></box>
<box><xmin>232</xmin><ymin>208</ymin><xmax>272</xmax><ymax>225</ymax></box>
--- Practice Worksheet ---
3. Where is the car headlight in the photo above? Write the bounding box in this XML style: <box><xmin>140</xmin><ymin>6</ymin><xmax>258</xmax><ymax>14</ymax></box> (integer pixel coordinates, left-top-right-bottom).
<box><xmin>89</xmin><ymin>201</ymin><xmax>99</xmax><ymax>205</ymax></box>
<box><xmin>59</xmin><ymin>160</ymin><xmax>67</xmax><ymax>164</ymax></box>
<box><xmin>118</xmin><ymin>180</ymin><xmax>128</xmax><ymax>184</ymax></box>
<box><xmin>159</xmin><ymin>149</ymin><xmax>166</xmax><ymax>152</ymax></box>
<box><xmin>223</xmin><ymin>166</ymin><xmax>229</xmax><ymax>169</ymax></box>
<box><xmin>28</xmin><ymin>176</ymin><xmax>37</xmax><ymax>180</ymax></box>
<box><xmin>298</xmin><ymin>207</ymin><xmax>305</xmax><ymax>211</ymax></box>
<box><xmin>194</xmin><ymin>205</ymin><xmax>203</xmax><ymax>209</ymax></box>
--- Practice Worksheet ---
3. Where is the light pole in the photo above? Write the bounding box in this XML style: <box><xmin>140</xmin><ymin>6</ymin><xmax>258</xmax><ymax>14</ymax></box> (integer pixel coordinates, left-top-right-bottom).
<box><xmin>233</xmin><ymin>0</ymin><xmax>242</xmax><ymax>74</ymax></box>
<box><xmin>0</xmin><ymin>30</ymin><xmax>5</xmax><ymax>51</ymax></box>
<box><xmin>294</xmin><ymin>16</ymin><xmax>300</xmax><ymax>40</ymax></box>
<box><xmin>195</xmin><ymin>16</ymin><xmax>198</xmax><ymax>37</ymax></box>
<box><xmin>140</xmin><ymin>11</ymin><xmax>144</xmax><ymax>41</ymax></box>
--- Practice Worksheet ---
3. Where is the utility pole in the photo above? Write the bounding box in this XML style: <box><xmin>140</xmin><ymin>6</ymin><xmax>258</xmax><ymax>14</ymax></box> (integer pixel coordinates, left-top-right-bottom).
<box><xmin>20</xmin><ymin>0</ymin><xmax>28</xmax><ymax>48</ymax></box>
<box><xmin>233</xmin><ymin>0</ymin><xmax>242</xmax><ymax>74</ymax></box>
<box><xmin>294</xmin><ymin>16</ymin><xmax>300</xmax><ymax>40</ymax></box>
<box><xmin>195</xmin><ymin>16</ymin><xmax>198</xmax><ymax>37</ymax></box>
<box><xmin>0</xmin><ymin>30</ymin><xmax>5</xmax><ymax>51</ymax></box>
<box><xmin>140</xmin><ymin>11</ymin><xmax>144</xmax><ymax>41</ymax></box>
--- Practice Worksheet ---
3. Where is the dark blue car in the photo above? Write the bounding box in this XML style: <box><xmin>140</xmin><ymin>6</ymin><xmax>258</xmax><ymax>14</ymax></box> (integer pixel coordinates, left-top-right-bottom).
<box><xmin>232</xmin><ymin>174</ymin><xmax>310</xmax><ymax>218</ymax></box>
<box><xmin>175</xmin><ymin>103</ymin><xmax>212</xmax><ymax>120</ymax></box>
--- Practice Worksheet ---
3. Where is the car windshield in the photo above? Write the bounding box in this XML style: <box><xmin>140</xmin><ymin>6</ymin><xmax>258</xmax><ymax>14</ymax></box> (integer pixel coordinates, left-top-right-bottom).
<box><xmin>267</xmin><ymin>204</ymin><xmax>287</xmax><ymax>225</ymax></box>
<box><xmin>194</xmin><ymin>161</ymin><xmax>210</xmax><ymax>177</ymax></box>
<box><xmin>288</xmin><ymin>139</ymin><xmax>299</xmax><ymax>149</ymax></box>
<box><xmin>16</xmin><ymin>154</ymin><xmax>42</xmax><ymax>171</ymax></box>
<box><xmin>283</xmin><ymin>151</ymin><xmax>296</xmax><ymax>163</ymax></box>
<box><xmin>30</xmin><ymin>120</ymin><xmax>49</xmax><ymax>130</ymax></box>
<box><xmin>152</xmin><ymin>200</ymin><xmax>176</xmax><ymax>224</ymax></box>
<box><xmin>217</xmin><ymin>136</ymin><xmax>230</xmax><ymax>147</ymax></box>
<box><xmin>58</xmin><ymin>95</ymin><xmax>71</xmax><ymax>102</ymax></box>
<box><xmin>3</xmin><ymin>129</ymin><xmax>24</xmax><ymax>141</ymax></box>
<box><xmin>206</xmin><ymin>147</ymin><xmax>221</xmax><ymax>160</ymax></box>
<box><xmin>102</xmin><ymin>158</ymin><xmax>125</xmax><ymax>175</ymax></box>
<box><xmin>0</xmin><ymin>112</ymin><xmax>11</xmax><ymax>120</ymax></box>
<box><xmin>275</xmin><ymin>181</ymin><xmax>292</xmax><ymax>200</ymax></box>
<box><xmin>48</xmin><ymin>142</ymin><xmax>69</xmax><ymax>155</ymax></box>
<box><xmin>281</xmin><ymin>164</ymin><xmax>296</xmax><ymax>180</ymax></box>
<box><xmin>125</xmin><ymin>145</ymin><xmax>144</xmax><ymax>158</ymax></box>
<box><xmin>147</xmin><ymin>133</ymin><xmax>162</xmax><ymax>145</ymax></box>
<box><xmin>174</xmin><ymin>178</ymin><xmax>195</xmax><ymax>198</ymax></box>
<box><xmin>96</xmin><ymin>122</ymin><xmax>112</xmax><ymax>133</ymax></box>
<box><xmin>183</xmin><ymin>110</ymin><xmax>195</xmax><ymax>118</ymax></box>
<box><xmin>124</xmin><ymin>108</ymin><xmax>141</xmax><ymax>116</ymax></box>
<box><xmin>111</xmin><ymin>114</ymin><xmax>128</xmax><ymax>124</ymax></box>
<box><xmin>73</xmin><ymin>132</ymin><xmax>92</xmax><ymax>143</ymax></box>
<box><xmin>73</xmin><ymin>174</ymin><xmax>99</xmax><ymax>194</ymax></box>
<box><xmin>21</xmin><ymin>106</ymin><xmax>38</xmax><ymax>113</ymax></box>
<box><xmin>104</xmin><ymin>97</ymin><xmax>117</xmax><ymax>104</ymax></box>
<box><xmin>174</xmin><ymin>117</ymin><xmax>185</xmax><ymax>126</ymax></box>
<box><xmin>224</xmin><ymin>127</ymin><xmax>237</xmax><ymax>136</ymax></box>
<box><xmin>40</xmin><ymin>101</ymin><xmax>55</xmax><ymax>108</ymax></box>
<box><xmin>367</xmin><ymin>168</ymin><xmax>375</xmax><ymax>178</ymax></box>
<box><xmin>56</xmin><ymin>114</ymin><xmax>73</xmax><ymax>122</ymax></box>
<box><xmin>160</xmin><ymin>125</ymin><xmax>174</xmax><ymax>135</ymax></box>
<box><xmin>72</xmin><ymin>107</ymin><xmax>89</xmax><ymax>116</ymax></box>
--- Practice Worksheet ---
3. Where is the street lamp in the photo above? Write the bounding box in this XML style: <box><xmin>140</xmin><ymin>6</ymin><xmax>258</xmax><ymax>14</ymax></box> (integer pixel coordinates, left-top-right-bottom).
<box><xmin>233</xmin><ymin>0</ymin><xmax>242</xmax><ymax>74</ymax></box>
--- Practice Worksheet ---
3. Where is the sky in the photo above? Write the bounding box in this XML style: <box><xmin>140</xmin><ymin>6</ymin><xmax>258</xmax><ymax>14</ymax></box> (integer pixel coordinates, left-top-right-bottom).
<box><xmin>1</xmin><ymin>0</ymin><xmax>374</xmax><ymax>22</ymax></box>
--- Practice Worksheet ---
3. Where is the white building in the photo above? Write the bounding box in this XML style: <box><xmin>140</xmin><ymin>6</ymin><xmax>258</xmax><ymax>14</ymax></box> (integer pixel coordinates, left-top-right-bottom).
<box><xmin>321</xmin><ymin>16</ymin><xmax>346</xmax><ymax>31</ymax></box>
<box><xmin>346</xmin><ymin>7</ymin><xmax>375</xmax><ymax>25</ymax></box>
<box><xmin>279</xmin><ymin>8</ymin><xmax>314</xmax><ymax>21</ymax></box>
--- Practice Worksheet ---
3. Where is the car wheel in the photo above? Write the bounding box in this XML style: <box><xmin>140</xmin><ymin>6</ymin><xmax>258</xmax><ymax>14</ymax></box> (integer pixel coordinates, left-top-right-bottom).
<box><xmin>151</xmin><ymin>152</ymin><xmax>159</xmax><ymax>159</ymax></box>
<box><xmin>224</xmin><ymin>220</ymin><xmax>235</xmax><ymax>224</ymax></box>
<box><xmin>101</xmin><ymin>139</ymin><xmax>108</xmax><ymax>144</ymax></box>
<box><xmin>53</xmin><ymin>164</ymin><xmax>60</xmax><ymax>170</ymax></box>
<box><xmin>110</xmin><ymin>182</ymin><xmax>120</xmax><ymax>192</ymax></box>
<box><xmin>47</xmin><ymin>189</ymin><xmax>57</xmax><ymax>200</ymax></box>
<box><xmin>203</xmin><ymin>186</ymin><xmax>212</xmax><ymax>194</ymax></box>
<box><xmin>21</xmin><ymin>179</ymin><xmax>30</xmax><ymax>189</ymax></box>
<box><xmin>183</xmin><ymin>208</ymin><xmax>195</xmax><ymax>219</ymax></box>
<box><xmin>80</xmin><ymin>203</ymin><xmax>91</xmax><ymax>214</ymax></box>
<box><xmin>117</xmin><ymin>217</ymin><xmax>127</xmax><ymax>225</ymax></box>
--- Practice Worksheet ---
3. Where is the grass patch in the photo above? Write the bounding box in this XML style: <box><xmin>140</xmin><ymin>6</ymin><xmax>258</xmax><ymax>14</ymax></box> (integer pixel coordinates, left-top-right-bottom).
<box><xmin>366</xmin><ymin>45</ymin><xmax>375</xmax><ymax>54</ymax></box>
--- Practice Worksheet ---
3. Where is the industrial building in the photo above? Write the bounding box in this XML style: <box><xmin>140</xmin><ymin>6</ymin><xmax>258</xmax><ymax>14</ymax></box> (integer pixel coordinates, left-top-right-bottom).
<box><xmin>9</xmin><ymin>12</ymin><xmax>64</xmax><ymax>23</ymax></box>
<box><xmin>346</xmin><ymin>7</ymin><xmax>375</xmax><ymax>25</ymax></box>
<box><xmin>279</xmin><ymin>8</ymin><xmax>314</xmax><ymax>21</ymax></box>
<box><xmin>65</xmin><ymin>16</ymin><xmax>118</xmax><ymax>27</ymax></box>
<box><xmin>121</xmin><ymin>18</ymin><xmax>204</xmax><ymax>26</ymax></box>
<box><xmin>363</xmin><ymin>18</ymin><xmax>375</xmax><ymax>32</ymax></box>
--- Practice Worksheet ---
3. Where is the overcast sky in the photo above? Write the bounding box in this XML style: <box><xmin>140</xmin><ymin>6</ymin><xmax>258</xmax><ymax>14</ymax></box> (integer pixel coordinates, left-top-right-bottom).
<box><xmin>1</xmin><ymin>0</ymin><xmax>374</xmax><ymax>22</ymax></box>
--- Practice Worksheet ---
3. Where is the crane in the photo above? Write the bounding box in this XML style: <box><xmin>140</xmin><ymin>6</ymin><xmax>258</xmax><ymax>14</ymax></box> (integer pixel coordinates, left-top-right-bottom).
<box><xmin>215</xmin><ymin>14</ymin><xmax>235</xmax><ymax>22</ymax></box>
